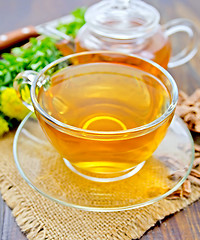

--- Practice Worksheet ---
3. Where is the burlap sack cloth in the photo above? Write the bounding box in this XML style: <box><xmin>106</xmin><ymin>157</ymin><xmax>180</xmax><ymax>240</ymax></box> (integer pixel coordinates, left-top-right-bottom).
<box><xmin>0</xmin><ymin>132</ymin><xmax>200</xmax><ymax>240</ymax></box>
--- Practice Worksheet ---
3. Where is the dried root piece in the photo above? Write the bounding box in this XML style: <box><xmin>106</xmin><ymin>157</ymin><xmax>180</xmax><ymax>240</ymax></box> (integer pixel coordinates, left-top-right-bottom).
<box><xmin>158</xmin><ymin>155</ymin><xmax>182</xmax><ymax>171</ymax></box>
<box><xmin>167</xmin><ymin>180</ymin><xmax>191</xmax><ymax>199</ymax></box>
<box><xmin>178</xmin><ymin>90</ymin><xmax>188</xmax><ymax>103</ymax></box>
<box><xmin>190</xmin><ymin>169</ymin><xmax>200</xmax><ymax>178</ymax></box>
<box><xmin>187</xmin><ymin>175</ymin><xmax>200</xmax><ymax>186</ymax></box>
<box><xmin>195</xmin><ymin>152</ymin><xmax>200</xmax><ymax>158</ymax></box>
<box><xmin>176</xmin><ymin>89</ymin><xmax>200</xmax><ymax>132</ymax></box>
<box><xmin>168</xmin><ymin>168</ymin><xmax>200</xmax><ymax>199</ymax></box>
<box><xmin>169</xmin><ymin>170</ymin><xmax>185</xmax><ymax>180</ymax></box>
<box><xmin>182</xmin><ymin>180</ymin><xmax>191</xmax><ymax>198</ymax></box>
<box><xmin>166</xmin><ymin>89</ymin><xmax>200</xmax><ymax>200</ymax></box>
<box><xmin>193</xmin><ymin>158</ymin><xmax>200</xmax><ymax>168</ymax></box>
<box><xmin>195</xmin><ymin>144</ymin><xmax>200</xmax><ymax>152</ymax></box>
<box><xmin>166</xmin><ymin>189</ymin><xmax>182</xmax><ymax>200</ymax></box>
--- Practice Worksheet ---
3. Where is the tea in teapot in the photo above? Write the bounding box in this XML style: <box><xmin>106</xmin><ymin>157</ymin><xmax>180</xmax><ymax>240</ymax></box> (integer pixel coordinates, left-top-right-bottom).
<box><xmin>75</xmin><ymin>0</ymin><xmax>199</xmax><ymax>69</ymax></box>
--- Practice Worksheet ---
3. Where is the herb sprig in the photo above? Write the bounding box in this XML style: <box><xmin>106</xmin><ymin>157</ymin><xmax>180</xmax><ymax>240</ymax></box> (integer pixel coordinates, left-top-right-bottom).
<box><xmin>56</xmin><ymin>7</ymin><xmax>86</xmax><ymax>38</ymax></box>
<box><xmin>0</xmin><ymin>37</ymin><xmax>62</xmax><ymax>91</ymax></box>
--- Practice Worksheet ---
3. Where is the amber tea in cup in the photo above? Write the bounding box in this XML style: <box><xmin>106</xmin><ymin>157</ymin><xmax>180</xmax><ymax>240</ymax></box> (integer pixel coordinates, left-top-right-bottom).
<box><xmin>14</xmin><ymin>51</ymin><xmax>178</xmax><ymax>182</ymax></box>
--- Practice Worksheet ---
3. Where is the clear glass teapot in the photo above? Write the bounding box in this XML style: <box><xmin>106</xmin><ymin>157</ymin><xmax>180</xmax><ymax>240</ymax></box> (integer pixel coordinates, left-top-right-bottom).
<box><xmin>75</xmin><ymin>0</ymin><xmax>199</xmax><ymax>69</ymax></box>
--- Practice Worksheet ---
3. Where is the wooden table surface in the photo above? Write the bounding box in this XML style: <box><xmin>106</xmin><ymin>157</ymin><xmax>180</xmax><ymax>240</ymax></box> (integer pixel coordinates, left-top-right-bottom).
<box><xmin>0</xmin><ymin>0</ymin><xmax>200</xmax><ymax>239</ymax></box>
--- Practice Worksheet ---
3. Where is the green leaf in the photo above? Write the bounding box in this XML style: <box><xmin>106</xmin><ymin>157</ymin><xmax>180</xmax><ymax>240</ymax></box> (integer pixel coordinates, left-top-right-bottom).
<box><xmin>30</xmin><ymin>61</ymin><xmax>43</xmax><ymax>70</ymax></box>
<box><xmin>72</xmin><ymin>7</ymin><xmax>87</xmax><ymax>19</ymax></box>
<box><xmin>1</xmin><ymin>53</ymin><xmax>16</xmax><ymax>63</ymax></box>
<box><xmin>4</xmin><ymin>72</ymin><xmax>12</xmax><ymax>84</ymax></box>
<box><xmin>11</xmin><ymin>47</ymin><xmax>24</xmax><ymax>56</ymax></box>
<box><xmin>56</xmin><ymin>7</ymin><xmax>86</xmax><ymax>38</ymax></box>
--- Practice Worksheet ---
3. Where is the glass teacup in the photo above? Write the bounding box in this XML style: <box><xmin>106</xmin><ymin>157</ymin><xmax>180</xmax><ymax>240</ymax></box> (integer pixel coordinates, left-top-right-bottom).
<box><xmin>14</xmin><ymin>51</ymin><xmax>178</xmax><ymax>182</ymax></box>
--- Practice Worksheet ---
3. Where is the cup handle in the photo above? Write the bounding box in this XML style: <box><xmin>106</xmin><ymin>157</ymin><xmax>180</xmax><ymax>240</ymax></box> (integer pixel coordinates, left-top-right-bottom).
<box><xmin>13</xmin><ymin>70</ymin><xmax>39</xmax><ymax>112</ymax></box>
<box><xmin>163</xmin><ymin>18</ymin><xmax>199</xmax><ymax>68</ymax></box>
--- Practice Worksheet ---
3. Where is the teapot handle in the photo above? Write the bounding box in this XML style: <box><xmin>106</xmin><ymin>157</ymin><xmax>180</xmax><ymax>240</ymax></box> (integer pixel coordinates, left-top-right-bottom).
<box><xmin>163</xmin><ymin>18</ymin><xmax>199</xmax><ymax>68</ymax></box>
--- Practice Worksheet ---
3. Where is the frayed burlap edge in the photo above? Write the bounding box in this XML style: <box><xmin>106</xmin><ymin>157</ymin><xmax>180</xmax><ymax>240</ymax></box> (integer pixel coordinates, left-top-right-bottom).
<box><xmin>0</xmin><ymin>132</ymin><xmax>46</xmax><ymax>240</ymax></box>
<box><xmin>0</xmin><ymin>175</ymin><xmax>46</xmax><ymax>240</ymax></box>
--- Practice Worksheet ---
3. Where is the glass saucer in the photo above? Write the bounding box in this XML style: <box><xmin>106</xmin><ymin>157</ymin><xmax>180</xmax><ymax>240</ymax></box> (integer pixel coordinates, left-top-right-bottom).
<box><xmin>13</xmin><ymin>113</ymin><xmax>194</xmax><ymax>212</ymax></box>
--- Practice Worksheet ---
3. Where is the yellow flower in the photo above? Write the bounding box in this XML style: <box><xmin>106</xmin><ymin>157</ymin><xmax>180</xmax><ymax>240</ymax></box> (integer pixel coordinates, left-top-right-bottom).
<box><xmin>0</xmin><ymin>116</ymin><xmax>9</xmax><ymax>136</ymax></box>
<box><xmin>1</xmin><ymin>88</ymin><xmax>29</xmax><ymax>121</ymax></box>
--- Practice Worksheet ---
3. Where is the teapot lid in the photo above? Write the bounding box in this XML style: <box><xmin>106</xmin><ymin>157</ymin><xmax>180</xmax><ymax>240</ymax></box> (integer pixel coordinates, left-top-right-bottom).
<box><xmin>85</xmin><ymin>0</ymin><xmax>160</xmax><ymax>39</ymax></box>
